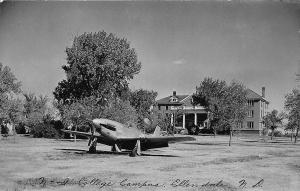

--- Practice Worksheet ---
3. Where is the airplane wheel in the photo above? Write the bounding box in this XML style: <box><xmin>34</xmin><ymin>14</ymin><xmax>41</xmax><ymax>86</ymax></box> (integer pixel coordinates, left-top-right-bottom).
<box><xmin>88</xmin><ymin>145</ymin><xmax>96</xmax><ymax>153</ymax></box>
<box><xmin>129</xmin><ymin>148</ymin><xmax>137</xmax><ymax>157</ymax></box>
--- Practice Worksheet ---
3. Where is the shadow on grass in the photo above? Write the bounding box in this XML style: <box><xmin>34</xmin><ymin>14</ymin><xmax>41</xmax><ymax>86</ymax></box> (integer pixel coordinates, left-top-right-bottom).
<box><xmin>56</xmin><ymin>148</ymin><xmax>179</xmax><ymax>157</ymax></box>
<box><xmin>140</xmin><ymin>153</ymin><xmax>179</xmax><ymax>157</ymax></box>
<box><xmin>56</xmin><ymin>139</ymin><xmax>87</xmax><ymax>142</ymax></box>
<box><xmin>182</xmin><ymin>142</ymin><xmax>228</xmax><ymax>146</ymax></box>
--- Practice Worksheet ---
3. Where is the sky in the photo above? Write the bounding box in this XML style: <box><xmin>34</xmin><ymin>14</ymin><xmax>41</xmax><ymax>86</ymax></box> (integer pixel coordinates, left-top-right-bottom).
<box><xmin>0</xmin><ymin>1</ymin><xmax>300</xmax><ymax>111</ymax></box>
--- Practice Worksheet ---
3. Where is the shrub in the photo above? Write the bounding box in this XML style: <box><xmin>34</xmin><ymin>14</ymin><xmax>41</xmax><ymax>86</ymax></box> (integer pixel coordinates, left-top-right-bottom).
<box><xmin>15</xmin><ymin>122</ymin><xmax>26</xmax><ymax>134</ymax></box>
<box><xmin>269</xmin><ymin>130</ymin><xmax>283</xmax><ymax>137</ymax></box>
<box><xmin>186</xmin><ymin>124</ymin><xmax>200</xmax><ymax>135</ymax></box>
<box><xmin>1</xmin><ymin>124</ymin><xmax>9</xmax><ymax>135</ymax></box>
<box><xmin>199</xmin><ymin>128</ymin><xmax>214</xmax><ymax>134</ymax></box>
<box><xmin>31</xmin><ymin>123</ymin><xmax>61</xmax><ymax>138</ymax></box>
<box><xmin>49</xmin><ymin>120</ymin><xmax>66</xmax><ymax>138</ymax></box>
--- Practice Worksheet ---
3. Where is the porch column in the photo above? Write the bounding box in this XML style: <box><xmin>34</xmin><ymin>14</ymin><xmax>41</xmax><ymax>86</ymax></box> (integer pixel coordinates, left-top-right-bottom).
<box><xmin>171</xmin><ymin>113</ymin><xmax>174</xmax><ymax>126</ymax></box>
<box><xmin>194</xmin><ymin>113</ymin><xmax>197</xmax><ymax>126</ymax></box>
<box><xmin>206</xmin><ymin>112</ymin><xmax>210</xmax><ymax>128</ymax></box>
<box><xmin>182</xmin><ymin>114</ymin><xmax>186</xmax><ymax>129</ymax></box>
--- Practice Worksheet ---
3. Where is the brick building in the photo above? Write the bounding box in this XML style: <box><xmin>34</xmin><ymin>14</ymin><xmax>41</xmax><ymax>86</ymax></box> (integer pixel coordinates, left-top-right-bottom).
<box><xmin>240</xmin><ymin>87</ymin><xmax>269</xmax><ymax>135</ymax></box>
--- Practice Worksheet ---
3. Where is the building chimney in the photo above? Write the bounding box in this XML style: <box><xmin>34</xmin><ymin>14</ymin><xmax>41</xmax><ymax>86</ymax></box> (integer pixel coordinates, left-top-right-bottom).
<box><xmin>173</xmin><ymin>91</ymin><xmax>176</xmax><ymax>96</ymax></box>
<box><xmin>262</xmin><ymin>87</ymin><xmax>265</xmax><ymax>98</ymax></box>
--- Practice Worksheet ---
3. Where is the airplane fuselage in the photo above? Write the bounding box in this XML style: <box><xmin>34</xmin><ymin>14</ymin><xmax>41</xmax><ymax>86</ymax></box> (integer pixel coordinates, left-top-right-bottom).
<box><xmin>62</xmin><ymin>118</ymin><xmax>195</xmax><ymax>156</ymax></box>
<box><xmin>92</xmin><ymin>118</ymin><xmax>168</xmax><ymax>151</ymax></box>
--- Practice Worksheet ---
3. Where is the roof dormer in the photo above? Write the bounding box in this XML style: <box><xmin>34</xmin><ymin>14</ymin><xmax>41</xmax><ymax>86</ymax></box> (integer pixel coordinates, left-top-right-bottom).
<box><xmin>170</xmin><ymin>91</ymin><xmax>178</xmax><ymax>102</ymax></box>
<box><xmin>170</xmin><ymin>96</ymin><xmax>178</xmax><ymax>102</ymax></box>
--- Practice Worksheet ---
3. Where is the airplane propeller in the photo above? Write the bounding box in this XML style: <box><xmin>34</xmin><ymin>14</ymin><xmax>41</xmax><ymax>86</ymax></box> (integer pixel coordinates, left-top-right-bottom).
<box><xmin>88</xmin><ymin>123</ymin><xmax>95</xmax><ymax>146</ymax></box>
<box><xmin>87</xmin><ymin>119</ymin><xmax>102</xmax><ymax>146</ymax></box>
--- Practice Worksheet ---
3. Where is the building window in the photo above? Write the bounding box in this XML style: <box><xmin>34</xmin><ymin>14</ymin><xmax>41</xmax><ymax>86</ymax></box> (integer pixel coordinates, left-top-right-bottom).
<box><xmin>247</xmin><ymin>100</ymin><xmax>254</xmax><ymax>106</ymax></box>
<box><xmin>170</xmin><ymin>97</ymin><xmax>178</xmax><ymax>102</ymax></box>
<box><xmin>237</xmin><ymin>122</ymin><xmax>243</xmax><ymax>129</ymax></box>
<box><xmin>247</xmin><ymin>121</ymin><xmax>254</xmax><ymax>128</ymax></box>
<box><xmin>247</xmin><ymin>110</ymin><xmax>254</xmax><ymax>118</ymax></box>
<box><xmin>158</xmin><ymin>106</ymin><xmax>161</xmax><ymax>110</ymax></box>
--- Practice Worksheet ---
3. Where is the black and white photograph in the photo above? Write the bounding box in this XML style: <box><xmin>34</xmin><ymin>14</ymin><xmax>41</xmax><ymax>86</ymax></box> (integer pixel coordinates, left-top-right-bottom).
<box><xmin>0</xmin><ymin>0</ymin><xmax>299</xmax><ymax>190</ymax></box>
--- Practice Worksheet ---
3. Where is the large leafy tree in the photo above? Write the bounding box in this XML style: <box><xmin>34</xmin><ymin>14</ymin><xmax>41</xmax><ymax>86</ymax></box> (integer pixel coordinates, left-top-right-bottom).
<box><xmin>22</xmin><ymin>93</ymin><xmax>50</xmax><ymax>127</ymax></box>
<box><xmin>54</xmin><ymin>96</ymin><xmax>103</xmax><ymax>129</ymax></box>
<box><xmin>192</xmin><ymin>78</ymin><xmax>227</xmax><ymax>136</ymax></box>
<box><xmin>285</xmin><ymin>120</ymin><xmax>298</xmax><ymax>142</ymax></box>
<box><xmin>284</xmin><ymin>89</ymin><xmax>300</xmax><ymax>143</ymax></box>
<box><xmin>129</xmin><ymin>89</ymin><xmax>158</xmax><ymax>129</ymax></box>
<box><xmin>101</xmin><ymin>100</ymin><xmax>138</xmax><ymax>127</ymax></box>
<box><xmin>55</xmin><ymin>96</ymin><xmax>137</xmax><ymax>135</ymax></box>
<box><xmin>54</xmin><ymin>31</ymin><xmax>141</xmax><ymax>104</ymax></box>
<box><xmin>0</xmin><ymin>63</ymin><xmax>22</xmax><ymax>123</ymax></box>
<box><xmin>149</xmin><ymin>109</ymin><xmax>173</xmax><ymax>134</ymax></box>
<box><xmin>262</xmin><ymin>109</ymin><xmax>284</xmax><ymax>141</ymax></box>
<box><xmin>0</xmin><ymin>98</ymin><xmax>23</xmax><ymax>124</ymax></box>
<box><xmin>192</xmin><ymin>77</ymin><xmax>248</xmax><ymax>146</ymax></box>
<box><xmin>0</xmin><ymin>63</ymin><xmax>21</xmax><ymax>95</ymax></box>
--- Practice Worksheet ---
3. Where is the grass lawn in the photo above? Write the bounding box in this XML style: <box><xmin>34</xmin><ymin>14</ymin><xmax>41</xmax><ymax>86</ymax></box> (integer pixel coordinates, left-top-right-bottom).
<box><xmin>0</xmin><ymin>135</ymin><xmax>299</xmax><ymax>191</ymax></box>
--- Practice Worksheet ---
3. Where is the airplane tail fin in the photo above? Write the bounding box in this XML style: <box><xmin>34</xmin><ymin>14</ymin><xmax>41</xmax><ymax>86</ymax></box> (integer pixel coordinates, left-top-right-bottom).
<box><xmin>152</xmin><ymin>126</ymin><xmax>161</xmax><ymax>136</ymax></box>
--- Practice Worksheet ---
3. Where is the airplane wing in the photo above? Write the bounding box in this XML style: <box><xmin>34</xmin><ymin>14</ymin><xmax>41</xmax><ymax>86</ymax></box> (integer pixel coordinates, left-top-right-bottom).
<box><xmin>146</xmin><ymin>136</ymin><xmax>196</xmax><ymax>143</ymax></box>
<box><xmin>116</xmin><ymin>135</ymin><xmax>195</xmax><ymax>150</ymax></box>
<box><xmin>61</xmin><ymin>129</ymin><xmax>104</xmax><ymax>138</ymax></box>
<box><xmin>117</xmin><ymin>135</ymin><xmax>196</xmax><ymax>142</ymax></box>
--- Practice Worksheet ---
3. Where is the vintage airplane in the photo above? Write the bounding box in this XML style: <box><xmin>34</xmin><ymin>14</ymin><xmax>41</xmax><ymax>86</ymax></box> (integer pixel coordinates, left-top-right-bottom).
<box><xmin>61</xmin><ymin>118</ymin><xmax>196</xmax><ymax>157</ymax></box>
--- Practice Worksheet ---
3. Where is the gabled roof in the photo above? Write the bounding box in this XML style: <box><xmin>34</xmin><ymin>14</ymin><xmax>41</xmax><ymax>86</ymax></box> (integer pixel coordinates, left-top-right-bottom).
<box><xmin>156</xmin><ymin>95</ymin><xmax>189</xmax><ymax>105</ymax></box>
<box><xmin>156</xmin><ymin>89</ymin><xmax>269</xmax><ymax>105</ymax></box>
<box><xmin>246</xmin><ymin>89</ymin><xmax>269</xmax><ymax>103</ymax></box>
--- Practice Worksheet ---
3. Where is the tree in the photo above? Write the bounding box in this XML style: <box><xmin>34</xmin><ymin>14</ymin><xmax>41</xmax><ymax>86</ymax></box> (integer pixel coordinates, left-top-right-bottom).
<box><xmin>192</xmin><ymin>77</ymin><xmax>248</xmax><ymax>146</ymax></box>
<box><xmin>192</xmin><ymin>78</ymin><xmax>227</xmax><ymax>136</ymax></box>
<box><xmin>54</xmin><ymin>96</ymin><xmax>103</xmax><ymax>138</ymax></box>
<box><xmin>223</xmin><ymin>81</ymin><xmax>248</xmax><ymax>146</ymax></box>
<box><xmin>284</xmin><ymin>89</ymin><xmax>300</xmax><ymax>143</ymax></box>
<box><xmin>0</xmin><ymin>98</ymin><xmax>23</xmax><ymax>124</ymax></box>
<box><xmin>262</xmin><ymin>109</ymin><xmax>284</xmax><ymax>140</ymax></box>
<box><xmin>23</xmin><ymin>93</ymin><xmax>50</xmax><ymax>127</ymax></box>
<box><xmin>53</xmin><ymin>31</ymin><xmax>141</xmax><ymax>105</ymax></box>
<box><xmin>55</xmin><ymin>96</ymin><xmax>137</xmax><ymax>136</ymax></box>
<box><xmin>101</xmin><ymin>100</ymin><xmax>138</xmax><ymax>127</ymax></box>
<box><xmin>0</xmin><ymin>63</ymin><xmax>21</xmax><ymax>96</ymax></box>
<box><xmin>129</xmin><ymin>89</ymin><xmax>158</xmax><ymax>130</ymax></box>
<box><xmin>285</xmin><ymin>119</ymin><xmax>298</xmax><ymax>142</ymax></box>
<box><xmin>0</xmin><ymin>63</ymin><xmax>22</xmax><ymax>123</ymax></box>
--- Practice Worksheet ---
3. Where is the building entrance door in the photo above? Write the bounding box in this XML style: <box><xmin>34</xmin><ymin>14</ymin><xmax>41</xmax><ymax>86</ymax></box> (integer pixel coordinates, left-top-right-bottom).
<box><xmin>197</xmin><ymin>113</ymin><xmax>208</xmax><ymax>128</ymax></box>
<box><xmin>185</xmin><ymin>113</ymin><xmax>195</xmax><ymax>130</ymax></box>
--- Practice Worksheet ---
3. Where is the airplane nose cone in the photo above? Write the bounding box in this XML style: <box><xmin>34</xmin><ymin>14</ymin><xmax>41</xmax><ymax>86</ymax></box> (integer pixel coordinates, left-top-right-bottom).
<box><xmin>92</xmin><ymin>119</ymin><xmax>101</xmax><ymax>126</ymax></box>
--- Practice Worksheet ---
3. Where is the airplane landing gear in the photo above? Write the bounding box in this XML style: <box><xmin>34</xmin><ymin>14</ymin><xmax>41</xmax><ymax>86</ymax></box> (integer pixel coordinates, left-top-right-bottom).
<box><xmin>88</xmin><ymin>145</ymin><xmax>97</xmax><ymax>153</ymax></box>
<box><xmin>88</xmin><ymin>138</ymin><xmax>97</xmax><ymax>153</ymax></box>
<box><xmin>129</xmin><ymin>140</ymin><xmax>141</xmax><ymax>157</ymax></box>
<box><xmin>111</xmin><ymin>144</ymin><xmax>121</xmax><ymax>152</ymax></box>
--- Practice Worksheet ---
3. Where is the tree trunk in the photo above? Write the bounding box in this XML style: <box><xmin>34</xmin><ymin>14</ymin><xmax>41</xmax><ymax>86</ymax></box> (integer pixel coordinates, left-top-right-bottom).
<box><xmin>213</xmin><ymin>128</ymin><xmax>216</xmax><ymax>138</ymax></box>
<box><xmin>291</xmin><ymin>130</ymin><xmax>293</xmax><ymax>142</ymax></box>
<box><xmin>295</xmin><ymin>127</ymin><xmax>299</xmax><ymax>143</ymax></box>
<box><xmin>262</xmin><ymin>128</ymin><xmax>267</xmax><ymax>142</ymax></box>
<box><xmin>271</xmin><ymin>129</ymin><xmax>274</xmax><ymax>140</ymax></box>
<box><xmin>229</xmin><ymin>129</ymin><xmax>232</xmax><ymax>146</ymax></box>
<box><xmin>74</xmin><ymin>126</ymin><xmax>77</xmax><ymax>142</ymax></box>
